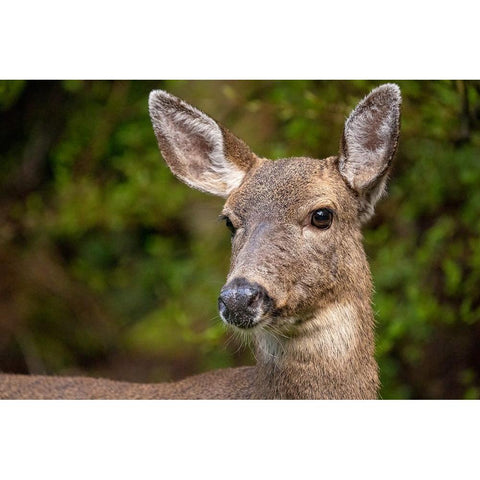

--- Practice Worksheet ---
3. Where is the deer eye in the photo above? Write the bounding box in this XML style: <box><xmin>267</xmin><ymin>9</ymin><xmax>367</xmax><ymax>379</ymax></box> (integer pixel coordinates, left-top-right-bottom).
<box><xmin>311</xmin><ymin>208</ymin><xmax>333</xmax><ymax>229</ymax></box>
<box><xmin>224</xmin><ymin>217</ymin><xmax>237</xmax><ymax>236</ymax></box>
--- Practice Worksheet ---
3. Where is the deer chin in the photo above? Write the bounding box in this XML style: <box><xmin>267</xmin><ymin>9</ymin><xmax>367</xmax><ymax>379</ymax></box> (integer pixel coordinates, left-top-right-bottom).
<box><xmin>229</xmin><ymin>312</ymin><xmax>296</xmax><ymax>337</ymax></box>
<box><xmin>219</xmin><ymin>308</ymin><xmax>270</xmax><ymax>331</ymax></box>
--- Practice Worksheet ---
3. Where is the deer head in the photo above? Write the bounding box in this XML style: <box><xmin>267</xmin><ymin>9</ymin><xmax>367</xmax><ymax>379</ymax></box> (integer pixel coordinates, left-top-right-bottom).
<box><xmin>149</xmin><ymin>85</ymin><xmax>401</xmax><ymax>339</ymax></box>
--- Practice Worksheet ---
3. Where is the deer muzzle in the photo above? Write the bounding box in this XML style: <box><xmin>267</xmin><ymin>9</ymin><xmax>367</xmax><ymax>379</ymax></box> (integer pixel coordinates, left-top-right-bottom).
<box><xmin>218</xmin><ymin>278</ymin><xmax>274</xmax><ymax>329</ymax></box>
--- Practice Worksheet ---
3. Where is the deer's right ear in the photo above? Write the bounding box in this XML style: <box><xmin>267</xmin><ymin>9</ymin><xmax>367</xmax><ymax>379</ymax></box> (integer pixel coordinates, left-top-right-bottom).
<box><xmin>338</xmin><ymin>84</ymin><xmax>401</xmax><ymax>222</ymax></box>
<box><xmin>149</xmin><ymin>90</ymin><xmax>258</xmax><ymax>197</ymax></box>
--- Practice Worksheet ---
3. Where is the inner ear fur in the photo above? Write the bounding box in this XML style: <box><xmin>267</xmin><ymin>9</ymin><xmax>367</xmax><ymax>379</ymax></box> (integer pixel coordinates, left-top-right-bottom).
<box><xmin>149</xmin><ymin>89</ymin><xmax>258</xmax><ymax>197</ymax></box>
<box><xmin>339</xmin><ymin>84</ymin><xmax>401</xmax><ymax>222</ymax></box>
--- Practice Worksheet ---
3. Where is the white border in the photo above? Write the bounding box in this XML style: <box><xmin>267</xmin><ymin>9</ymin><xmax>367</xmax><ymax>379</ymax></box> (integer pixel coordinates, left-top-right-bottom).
<box><xmin>1</xmin><ymin>400</ymin><xmax>478</xmax><ymax>479</ymax></box>
<box><xmin>1</xmin><ymin>1</ymin><xmax>479</xmax><ymax>79</ymax></box>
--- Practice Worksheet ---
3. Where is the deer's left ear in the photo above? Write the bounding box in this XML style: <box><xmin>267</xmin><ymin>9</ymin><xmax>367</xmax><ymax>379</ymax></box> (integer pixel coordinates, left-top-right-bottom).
<box><xmin>339</xmin><ymin>84</ymin><xmax>401</xmax><ymax>222</ymax></box>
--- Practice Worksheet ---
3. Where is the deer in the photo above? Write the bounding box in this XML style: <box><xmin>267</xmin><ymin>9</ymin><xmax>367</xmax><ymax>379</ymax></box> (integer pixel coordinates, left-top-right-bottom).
<box><xmin>0</xmin><ymin>84</ymin><xmax>401</xmax><ymax>399</ymax></box>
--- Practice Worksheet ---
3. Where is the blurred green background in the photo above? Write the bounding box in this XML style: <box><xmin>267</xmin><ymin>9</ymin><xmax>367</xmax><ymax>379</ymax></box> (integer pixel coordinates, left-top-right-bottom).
<box><xmin>0</xmin><ymin>80</ymin><xmax>479</xmax><ymax>399</ymax></box>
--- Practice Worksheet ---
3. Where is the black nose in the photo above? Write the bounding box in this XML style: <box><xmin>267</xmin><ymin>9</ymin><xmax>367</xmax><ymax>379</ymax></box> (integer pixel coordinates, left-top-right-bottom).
<box><xmin>218</xmin><ymin>278</ymin><xmax>273</xmax><ymax>329</ymax></box>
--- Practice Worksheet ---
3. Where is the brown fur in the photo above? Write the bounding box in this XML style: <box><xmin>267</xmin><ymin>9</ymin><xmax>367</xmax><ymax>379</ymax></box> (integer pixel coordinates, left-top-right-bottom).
<box><xmin>0</xmin><ymin>85</ymin><xmax>401</xmax><ymax>400</ymax></box>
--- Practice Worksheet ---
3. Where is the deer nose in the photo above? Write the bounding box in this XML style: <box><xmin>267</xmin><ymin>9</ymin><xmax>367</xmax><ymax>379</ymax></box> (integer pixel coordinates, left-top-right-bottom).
<box><xmin>218</xmin><ymin>278</ymin><xmax>273</xmax><ymax>329</ymax></box>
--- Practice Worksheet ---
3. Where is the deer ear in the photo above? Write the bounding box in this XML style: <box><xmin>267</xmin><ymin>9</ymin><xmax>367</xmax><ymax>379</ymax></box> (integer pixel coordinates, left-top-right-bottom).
<box><xmin>339</xmin><ymin>84</ymin><xmax>401</xmax><ymax>222</ymax></box>
<box><xmin>148</xmin><ymin>90</ymin><xmax>258</xmax><ymax>197</ymax></box>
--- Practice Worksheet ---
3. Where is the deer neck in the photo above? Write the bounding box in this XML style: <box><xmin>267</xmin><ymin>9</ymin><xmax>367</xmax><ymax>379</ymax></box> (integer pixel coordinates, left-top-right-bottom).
<box><xmin>252</xmin><ymin>299</ymin><xmax>378</xmax><ymax>399</ymax></box>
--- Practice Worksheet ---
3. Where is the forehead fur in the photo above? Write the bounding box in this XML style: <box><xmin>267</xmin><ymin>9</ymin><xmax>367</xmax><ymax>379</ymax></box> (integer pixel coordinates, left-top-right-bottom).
<box><xmin>225</xmin><ymin>156</ymin><xmax>356</xmax><ymax>221</ymax></box>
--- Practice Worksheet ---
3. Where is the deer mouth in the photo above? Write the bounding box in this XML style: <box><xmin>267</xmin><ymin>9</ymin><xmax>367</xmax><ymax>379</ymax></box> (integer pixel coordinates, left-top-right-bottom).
<box><xmin>218</xmin><ymin>277</ymin><xmax>274</xmax><ymax>330</ymax></box>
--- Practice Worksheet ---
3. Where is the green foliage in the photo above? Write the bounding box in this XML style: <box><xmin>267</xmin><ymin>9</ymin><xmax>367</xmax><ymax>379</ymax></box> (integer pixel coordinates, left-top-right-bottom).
<box><xmin>1</xmin><ymin>80</ymin><xmax>479</xmax><ymax>397</ymax></box>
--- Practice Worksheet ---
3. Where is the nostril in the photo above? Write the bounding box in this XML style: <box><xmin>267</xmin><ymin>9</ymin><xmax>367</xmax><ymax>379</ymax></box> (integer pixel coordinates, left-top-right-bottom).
<box><xmin>246</xmin><ymin>289</ymin><xmax>261</xmax><ymax>307</ymax></box>
<box><xmin>218</xmin><ymin>288</ymin><xmax>235</xmax><ymax>310</ymax></box>
<box><xmin>218</xmin><ymin>296</ymin><xmax>227</xmax><ymax>310</ymax></box>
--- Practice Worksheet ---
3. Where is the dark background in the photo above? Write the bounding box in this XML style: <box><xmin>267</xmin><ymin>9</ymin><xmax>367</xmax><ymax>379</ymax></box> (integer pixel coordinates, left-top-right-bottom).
<box><xmin>1</xmin><ymin>80</ymin><xmax>479</xmax><ymax>398</ymax></box>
